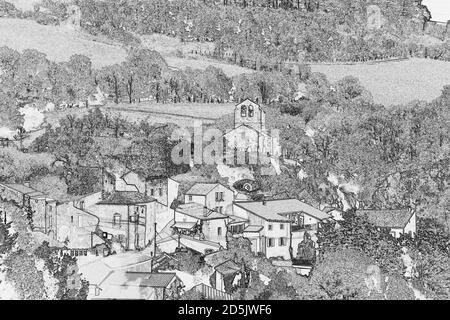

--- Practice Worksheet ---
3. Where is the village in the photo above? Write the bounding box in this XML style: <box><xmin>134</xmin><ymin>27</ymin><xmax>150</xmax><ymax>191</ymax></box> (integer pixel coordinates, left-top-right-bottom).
<box><xmin>0</xmin><ymin>99</ymin><xmax>418</xmax><ymax>300</ymax></box>
<box><xmin>2</xmin><ymin>0</ymin><xmax>450</xmax><ymax>303</ymax></box>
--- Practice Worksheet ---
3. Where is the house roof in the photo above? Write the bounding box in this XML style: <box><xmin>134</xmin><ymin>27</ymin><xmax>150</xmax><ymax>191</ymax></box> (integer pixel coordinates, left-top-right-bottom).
<box><xmin>172</xmin><ymin>222</ymin><xmax>197</xmax><ymax>230</ymax></box>
<box><xmin>356</xmin><ymin>209</ymin><xmax>414</xmax><ymax>229</ymax></box>
<box><xmin>106</xmin><ymin>272</ymin><xmax>177</xmax><ymax>288</ymax></box>
<box><xmin>233</xmin><ymin>199</ymin><xmax>331</xmax><ymax>222</ymax></box>
<box><xmin>0</xmin><ymin>183</ymin><xmax>47</xmax><ymax>199</ymax></box>
<box><xmin>97</xmin><ymin>191</ymin><xmax>156</xmax><ymax>205</ymax></box>
<box><xmin>185</xmin><ymin>183</ymin><xmax>218</xmax><ymax>195</ymax></box>
<box><xmin>244</xmin><ymin>225</ymin><xmax>264</xmax><ymax>233</ymax></box>
<box><xmin>228</xmin><ymin>215</ymin><xmax>248</xmax><ymax>225</ymax></box>
<box><xmin>175</xmin><ymin>202</ymin><xmax>228</xmax><ymax>221</ymax></box>
<box><xmin>185</xmin><ymin>182</ymin><xmax>232</xmax><ymax>196</ymax></box>
<box><xmin>122</xmin><ymin>169</ymin><xmax>167</xmax><ymax>182</ymax></box>
<box><xmin>215</xmin><ymin>260</ymin><xmax>241</xmax><ymax>276</ymax></box>
<box><xmin>223</xmin><ymin>124</ymin><xmax>272</xmax><ymax>138</ymax></box>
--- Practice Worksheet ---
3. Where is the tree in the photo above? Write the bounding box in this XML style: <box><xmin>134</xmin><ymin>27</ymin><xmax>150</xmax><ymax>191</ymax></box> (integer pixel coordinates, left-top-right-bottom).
<box><xmin>14</xmin><ymin>49</ymin><xmax>51</xmax><ymax>104</ymax></box>
<box><xmin>34</xmin><ymin>241</ymin><xmax>90</xmax><ymax>300</ymax></box>
<box><xmin>0</xmin><ymin>92</ymin><xmax>23</xmax><ymax>130</ymax></box>
<box><xmin>66</xmin><ymin>54</ymin><xmax>95</xmax><ymax>103</ymax></box>
<box><xmin>0</xmin><ymin>214</ymin><xmax>18</xmax><ymax>255</ymax></box>
<box><xmin>317</xmin><ymin>211</ymin><xmax>405</xmax><ymax>274</ymax></box>
<box><xmin>98</xmin><ymin>64</ymin><xmax>124</xmax><ymax>104</ymax></box>
<box><xmin>406</xmin><ymin>218</ymin><xmax>450</xmax><ymax>300</ymax></box>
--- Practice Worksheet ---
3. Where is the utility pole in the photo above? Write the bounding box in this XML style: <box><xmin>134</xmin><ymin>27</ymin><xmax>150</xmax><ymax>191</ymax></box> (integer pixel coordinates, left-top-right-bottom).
<box><xmin>154</xmin><ymin>222</ymin><xmax>157</xmax><ymax>256</ymax></box>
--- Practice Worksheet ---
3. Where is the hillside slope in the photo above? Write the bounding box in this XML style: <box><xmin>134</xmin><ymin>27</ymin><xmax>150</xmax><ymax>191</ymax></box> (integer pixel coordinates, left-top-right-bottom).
<box><xmin>0</xmin><ymin>18</ymin><xmax>127</xmax><ymax>68</ymax></box>
<box><xmin>311</xmin><ymin>58</ymin><xmax>450</xmax><ymax>106</ymax></box>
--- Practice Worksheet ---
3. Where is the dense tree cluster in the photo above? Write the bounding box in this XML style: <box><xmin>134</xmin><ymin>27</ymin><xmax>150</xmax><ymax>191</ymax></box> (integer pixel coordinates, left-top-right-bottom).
<box><xmin>0</xmin><ymin>200</ymin><xmax>88</xmax><ymax>300</ymax></box>
<box><xmin>69</xmin><ymin>0</ymin><xmax>442</xmax><ymax>67</ymax></box>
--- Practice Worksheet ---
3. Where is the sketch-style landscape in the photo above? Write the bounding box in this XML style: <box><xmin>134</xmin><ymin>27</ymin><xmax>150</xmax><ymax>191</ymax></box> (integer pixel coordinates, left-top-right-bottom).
<box><xmin>1</xmin><ymin>0</ymin><xmax>450</xmax><ymax>301</ymax></box>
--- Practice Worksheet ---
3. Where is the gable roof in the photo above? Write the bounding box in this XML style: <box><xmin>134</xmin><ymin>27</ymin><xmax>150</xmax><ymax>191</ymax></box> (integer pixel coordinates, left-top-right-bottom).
<box><xmin>214</xmin><ymin>260</ymin><xmax>242</xmax><ymax>276</ymax></box>
<box><xmin>233</xmin><ymin>199</ymin><xmax>331</xmax><ymax>222</ymax></box>
<box><xmin>223</xmin><ymin>124</ymin><xmax>272</xmax><ymax>138</ymax></box>
<box><xmin>185</xmin><ymin>183</ymin><xmax>218</xmax><ymax>196</ymax></box>
<box><xmin>185</xmin><ymin>182</ymin><xmax>232</xmax><ymax>196</ymax></box>
<box><xmin>122</xmin><ymin>169</ymin><xmax>168</xmax><ymax>182</ymax></box>
<box><xmin>113</xmin><ymin>272</ymin><xmax>177</xmax><ymax>288</ymax></box>
<box><xmin>0</xmin><ymin>183</ymin><xmax>49</xmax><ymax>200</ymax></box>
<box><xmin>97</xmin><ymin>191</ymin><xmax>156</xmax><ymax>205</ymax></box>
<box><xmin>244</xmin><ymin>225</ymin><xmax>264</xmax><ymax>233</ymax></box>
<box><xmin>175</xmin><ymin>202</ymin><xmax>228</xmax><ymax>221</ymax></box>
<box><xmin>356</xmin><ymin>209</ymin><xmax>414</xmax><ymax>229</ymax></box>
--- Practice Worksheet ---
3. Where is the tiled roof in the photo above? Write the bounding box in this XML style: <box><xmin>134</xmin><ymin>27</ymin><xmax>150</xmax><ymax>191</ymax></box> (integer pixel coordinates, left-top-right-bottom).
<box><xmin>101</xmin><ymin>271</ymin><xmax>177</xmax><ymax>288</ymax></box>
<box><xmin>244</xmin><ymin>225</ymin><xmax>263</xmax><ymax>233</ymax></box>
<box><xmin>228</xmin><ymin>215</ymin><xmax>248</xmax><ymax>225</ymax></box>
<box><xmin>97</xmin><ymin>191</ymin><xmax>156</xmax><ymax>205</ymax></box>
<box><xmin>185</xmin><ymin>183</ymin><xmax>219</xmax><ymax>195</ymax></box>
<box><xmin>356</xmin><ymin>209</ymin><xmax>414</xmax><ymax>229</ymax></box>
<box><xmin>172</xmin><ymin>222</ymin><xmax>197</xmax><ymax>230</ymax></box>
<box><xmin>175</xmin><ymin>202</ymin><xmax>228</xmax><ymax>220</ymax></box>
<box><xmin>215</xmin><ymin>260</ymin><xmax>241</xmax><ymax>276</ymax></box>
<box><xmin>234</xmin><ymin>199</ymin><xmax>331</xmax><ymax>222</ymax></box>
<box><xmin>0</xmin><ymin>183</ymin><xmax>46</xmax><ymax>199</ymax></box>
<box><xmin>126</xmin><ymin>272</ymin><xmax>177</xmax><ymax>287</ymax></box>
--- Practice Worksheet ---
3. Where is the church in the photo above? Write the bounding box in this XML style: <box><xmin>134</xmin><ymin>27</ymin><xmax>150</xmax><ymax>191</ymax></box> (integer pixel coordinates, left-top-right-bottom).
<box><xmin>223</xmin><ymin>99</ymin><xmax>281</xmax><ymax>166</ymax></box>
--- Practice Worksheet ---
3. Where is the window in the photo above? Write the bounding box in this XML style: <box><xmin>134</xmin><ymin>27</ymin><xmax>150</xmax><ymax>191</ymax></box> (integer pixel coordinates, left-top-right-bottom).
<box><xmin>267</xmin><ymin>238</ymin><xmax>275</xmax><ymax>247</ymax></box>
<box><xmin>279</xmin><ymin>238</ymin><xmax>287</xmax><ymax>246</ymax></box>
<box><xmin>268</xmin><ymin>224</ymin><xmax>273</xmax><ymax>231</ymax></box>
<box><xmin>159</xmin><ymin>188</ymin><xmax>163</xmax><ymax>196</ymax></box>
<box><xmin>215</xmin><ymin>192</ymin><xmax>224</xmax><ymax>201</ymax></box>
<box><xmin>71</xmin><ymin>216</ymin><xmax>74</xmax><ymax>224</ymax></box>
<box><xmin>48</xmin><ymin>205</ymin><xmax>52</xmax><ymax>212</ymax></box>
<box><xmin>241</xmin><ymin>105</ymin><xmax>247</xmax><ymax>117</ymax></box>
<box><xmin>113</xmin><ymin>213</ymin><xmax>121</xmax><ymax>226</ymax></box>
<box><xmin>150</xmin><ymin>188</ymin><xmax>154</xmax><ymax>196</ymax></box>
<box><xmin>218</xmin><ymin>227</ymin><xmax>222</xmax><ymax>236</ymax></box>
<box><xmin>78</xmin><ymin>215</ymin><xmax>82</xmax><ymax>228</ymax></box>
<box><xmin>188</xmin><ymin>195</ymin><xmax>193</xmax><ymax>201</ymax></box>
<box><xmin>280</xmin><ymin>223</ymin><xmax>284</xmax><ymax>230</ymax></box>
<box><xmin>248</xmin><ymin>105</ymin><xmax>254</xmax><ymax>117</ymax></box>
<box><xmin>218</xmin><ymin>206</ymin><xmax>223</xmax><ymax>213</ymax></box>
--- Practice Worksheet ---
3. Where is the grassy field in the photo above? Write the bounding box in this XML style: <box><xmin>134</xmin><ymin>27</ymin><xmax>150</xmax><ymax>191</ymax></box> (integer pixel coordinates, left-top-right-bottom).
<box><xmin>3</xmin><ymin>16</ymin><xmax>450</xmax><ymax>107</ymax></box>
<box><xmin>102</xmin><ymin>102</ymin><xmax>236</xmax><ymax>126</ymax></box>
<box><xmin>45</xmin><ymin>102</ymin><xmax>236</xmax><ymax>128</ymax></box>
<box><xmin>0</xmin><ymin>18</ymin><xmax>127</xmax><ymax>68</ymax></box>
<box><xmin>311</xmin><ymin>58</ymin><xmax>450</xmax><ymax>106</ymax></box>
<box><xmin>141</xmin><ymin>34</ymin><xmax>253</xmax><ymax>77</ymax></box>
